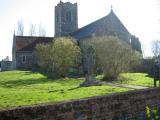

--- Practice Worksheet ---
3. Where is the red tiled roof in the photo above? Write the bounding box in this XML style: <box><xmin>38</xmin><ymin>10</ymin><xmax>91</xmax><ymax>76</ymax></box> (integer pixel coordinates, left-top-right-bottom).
<box><xmin>15</xmin><ymin>36</ymin><xmax>54</xmax><ymax>52</ymax></box>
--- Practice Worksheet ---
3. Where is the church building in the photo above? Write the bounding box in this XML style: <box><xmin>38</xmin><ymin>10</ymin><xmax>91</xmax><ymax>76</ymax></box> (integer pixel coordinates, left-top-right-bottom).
<box><xmin>12</xmin><ymin>1</ymin><xmax>141</xmax><ymax>69</ymax></box>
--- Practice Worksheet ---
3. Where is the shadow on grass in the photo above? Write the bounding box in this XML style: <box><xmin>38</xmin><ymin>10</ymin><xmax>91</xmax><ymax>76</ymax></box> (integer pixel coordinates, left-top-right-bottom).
<box><xmin>0</xmin><ymin>78</ymin><xmax>54</xmax><ymax>88</ymax></box>
<box><xmin>0</xmin><ymin>70</ymin><xmax>83</xmax><ymax>88</ymax></box>
<box><xmin>23</xmin><ymin>71</ymin><xmax>36</xmax><ymax>75</ymax></box>
<box><xmin>145</xmin><ymin>74</ymin><xmax>154</xmax><ymax>79</ymax></box>
<box><xmin>68</xmin><ymin>86</ymin><xmax>81</xmax><ymax>91</ymax></box>
<box><xmin>0</xmin><ymin>77</ymin><xmax>82</xmax><ymax>88</ymax></box>
<box><xmin>47</xmin><ymin>86</ymin><xmax>81</xmax><ymax>93</ymax></box>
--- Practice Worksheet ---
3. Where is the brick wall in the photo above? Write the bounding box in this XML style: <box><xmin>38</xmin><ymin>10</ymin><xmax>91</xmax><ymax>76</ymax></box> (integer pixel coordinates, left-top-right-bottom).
<box><xmin>0</xmin><ymin>88</ymin><xmax>160</xmax><ymax>120</ymax></box>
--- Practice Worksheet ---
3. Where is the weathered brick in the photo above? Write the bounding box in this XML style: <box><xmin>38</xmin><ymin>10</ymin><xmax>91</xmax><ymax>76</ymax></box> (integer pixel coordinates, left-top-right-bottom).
<box><xmin>0</xmin><ymin>88</ymin><xmax>160</xmax><ymax>120</ymax></box>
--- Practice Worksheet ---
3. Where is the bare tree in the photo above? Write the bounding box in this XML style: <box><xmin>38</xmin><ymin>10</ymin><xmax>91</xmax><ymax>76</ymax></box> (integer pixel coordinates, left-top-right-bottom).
<box><xmin>29</xmin><ymin>23</ymin><xmax>36</xmax><ymax>36</ymax></box>
<box><xmin>152</xmin><ymin>40</ymin><xmax>160</xmax><ymax>57</ymax></box>
<box><xmin>17</xmin><ymin>19</ymin><xmax>24</xmax><ymax>36</ymax></box>
<box><xmin>38</xmin><ymin>24</ymin><xmax>46</xmax><ymax>36</ymax></box>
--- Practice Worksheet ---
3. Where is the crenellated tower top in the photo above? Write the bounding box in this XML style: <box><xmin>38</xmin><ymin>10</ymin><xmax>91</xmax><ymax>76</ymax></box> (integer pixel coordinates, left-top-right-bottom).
<box><xmin>55</xmin><ymin>1</ymin><xmax>78</xmax><ymax>37</ymax></box>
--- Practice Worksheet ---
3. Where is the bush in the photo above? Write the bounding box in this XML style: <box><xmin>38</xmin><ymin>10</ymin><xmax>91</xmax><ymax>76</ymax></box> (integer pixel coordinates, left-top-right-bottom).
<box><xmin>35</xmin><ymin>37</ymin><xmax>81</xmax><ymax>78</ymax></box>
<box><xmin>81</xmin><ymin>36</ymin><xmax>141</xmax><ymax>81</ymax></box>
<box><xmin>146</xmin><ymin>105</ymin><xmax>160</xmax><ymax>120</ymax></box>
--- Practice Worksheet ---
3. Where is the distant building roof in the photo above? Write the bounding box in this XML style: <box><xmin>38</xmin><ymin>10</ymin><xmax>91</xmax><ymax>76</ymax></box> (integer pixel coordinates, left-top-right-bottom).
<box><xmin>70</xmin><ymin>10</ymin><xmax>131</xmax><ymax>44</ymax></box>
<box><xmin>15</xmin><ymin>36</ymin><xmax>54</xmax><ymax>52</ymax></box>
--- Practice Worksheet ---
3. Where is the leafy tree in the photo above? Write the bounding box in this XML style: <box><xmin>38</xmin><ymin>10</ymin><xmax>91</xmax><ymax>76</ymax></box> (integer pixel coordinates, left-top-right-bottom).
<box><xmin>34</xmin><ymin>43</ymin><xmax>51</xmax><ymax>71</ymax></box>
<box><xmin>81</xmin><ymin>36</ymin><xmax>141</xmax><ymax>80</ymax></box>
<box><xmin>35</xmin><ymin>37</ymin><xmax>81</xmax><ymax>77</ymax></box>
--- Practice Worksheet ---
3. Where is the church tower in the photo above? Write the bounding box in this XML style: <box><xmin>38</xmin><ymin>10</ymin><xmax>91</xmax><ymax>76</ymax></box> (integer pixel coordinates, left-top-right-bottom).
<box><xmin>55</xmin><ymin>1</ymin><xmax>78</xmax><ymax>37</ymax></box>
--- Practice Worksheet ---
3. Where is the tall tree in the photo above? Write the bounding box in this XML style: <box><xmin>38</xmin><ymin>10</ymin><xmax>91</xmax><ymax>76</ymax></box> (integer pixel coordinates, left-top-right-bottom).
<box><xmin>38</xmin><ymin>24</ymin><xmax>46</xmax><ymax>36</ymax></box>
<box><xmin>152</xmin><ymin>40</ymin><xmax>160</xmax><ymax>57</ymax></box>
<box><xmin>29</xmin><ymin>23</ymin><xmax>36</xmax><ymax>36</ymax></box>
<box><xmin>17</xmin><ymin>19</ymin><xmax>24</xmax><ymax>36</ymax></box>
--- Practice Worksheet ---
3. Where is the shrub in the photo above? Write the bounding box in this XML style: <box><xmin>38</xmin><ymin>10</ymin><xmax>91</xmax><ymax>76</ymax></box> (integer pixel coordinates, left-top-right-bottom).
<box><xmin>35</xmin><ymin>37</ymin><xmax>81</xmax><ymax>78</ymax></box>
<box><xmin>81</xmin><ymin>36</ymin><xmax>141</xmax><ymax>81</ymax></box>
<box><xmin>146</xmin><ymin>105</ymin><xmax>160</xmax><ymax>120</ymax></box>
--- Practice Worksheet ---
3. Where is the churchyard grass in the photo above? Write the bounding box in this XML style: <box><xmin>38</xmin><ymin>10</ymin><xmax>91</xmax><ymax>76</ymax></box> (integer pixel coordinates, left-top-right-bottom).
<box><xmin>96</xmin><ymin>73</ymin><xmax>153</xmax><ymax>87</ymax></box>
<box><xmin>116</xmin><ymin>73</ymin><xmax>153</xmax><ymax>87</ymax></box>
<box><xmin>0</xmin><ymin>70</ymin><xmax>130</xmax><ymax>109</ymax></box>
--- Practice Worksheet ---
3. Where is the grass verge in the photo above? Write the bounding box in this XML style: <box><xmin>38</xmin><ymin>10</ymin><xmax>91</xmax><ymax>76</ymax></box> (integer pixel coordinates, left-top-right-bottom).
<box><xmin>96</xmin><ymin>73</ymin><xmax>154</xmax><ymax>87</ymax></box>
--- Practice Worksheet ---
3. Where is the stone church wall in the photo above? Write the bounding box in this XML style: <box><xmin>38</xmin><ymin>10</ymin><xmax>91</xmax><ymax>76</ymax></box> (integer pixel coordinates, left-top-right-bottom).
<box><xmin>0</xmin><ymin>88</ymin><xmax>160</xmax><ymax>120</ymax></box>
<box><xmin>16</xmin><ymin>52</ymin><xmax>33</xmax><ymax>69</ymax></box>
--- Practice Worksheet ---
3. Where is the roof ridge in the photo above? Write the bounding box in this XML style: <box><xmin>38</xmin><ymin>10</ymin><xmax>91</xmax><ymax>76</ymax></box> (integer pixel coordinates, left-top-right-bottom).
<box><xmin>15</xmin><ymin>36</ymin><xmax>54</xmax><ymax>38</ymax></box>
<box><xmin>70</xmin><ymin>10</ymin><xmax>121</xmax><ymax>36</ymax></box>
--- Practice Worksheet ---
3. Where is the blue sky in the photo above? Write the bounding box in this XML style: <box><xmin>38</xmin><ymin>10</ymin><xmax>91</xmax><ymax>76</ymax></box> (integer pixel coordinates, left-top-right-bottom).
<box><xmin>0</xmin><ymin>0</ymin><xmax>160</xmax><ymax>60</ymax></box>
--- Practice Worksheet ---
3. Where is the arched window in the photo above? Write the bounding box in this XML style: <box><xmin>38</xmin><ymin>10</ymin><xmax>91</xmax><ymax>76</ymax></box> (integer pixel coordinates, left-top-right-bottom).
<box><xmin>66</xmin><ymin>11</ymin><xmax>71</xmax><ymax>22</ymax></box>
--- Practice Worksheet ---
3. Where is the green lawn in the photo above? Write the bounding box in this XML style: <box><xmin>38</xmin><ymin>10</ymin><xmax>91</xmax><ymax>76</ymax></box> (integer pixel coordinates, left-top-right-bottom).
<box><xmin>97</xmin><ymin>73</ymin><xmax>154</xmax><ymax>87</ymax></box>
<box><xmin>116</xmin><ymin>73</ymin><xmax>154</xmax><ymax>87</ymax></box>
<box><xmin>0</xmin><ymin>71</ymin><xmax>130</xmax><ymax>109</ymax></box>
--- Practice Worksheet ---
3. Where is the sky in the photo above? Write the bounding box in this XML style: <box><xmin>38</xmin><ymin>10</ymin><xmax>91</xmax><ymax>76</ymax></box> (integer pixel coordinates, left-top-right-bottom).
<box><xmin>0</xmin><ymin>0</ymin><xmax>160</xmax><ymax>60</ymax></box>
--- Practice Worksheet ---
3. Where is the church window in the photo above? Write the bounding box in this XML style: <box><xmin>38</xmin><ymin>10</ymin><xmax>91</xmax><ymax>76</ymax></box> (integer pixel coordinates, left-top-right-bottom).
<box><xmin>66</xmin><ymin>11</ymin><xmax>71</xmax><ymax>22</ymax></box>
<box><xmin>22</xmin><ymin>55</ymin><xmax>26</xmax><ymax>63</ymax></box>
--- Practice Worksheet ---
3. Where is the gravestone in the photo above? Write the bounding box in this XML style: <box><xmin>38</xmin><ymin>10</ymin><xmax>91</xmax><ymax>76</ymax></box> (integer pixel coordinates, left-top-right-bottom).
<box><xmin>153</xmin><ymin>60</ymin><xmax>160</xmax><ymax>87</ymax></box>
<box><xmin>80</xmin><ymin>46</ymin><xmax>101</xmax><ymax>87</ymax></box>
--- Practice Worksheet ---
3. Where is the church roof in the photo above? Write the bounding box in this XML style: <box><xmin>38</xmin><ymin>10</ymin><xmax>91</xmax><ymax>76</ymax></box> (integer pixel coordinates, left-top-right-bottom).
<box><xmin>70</xmin><ymin>10</ymin><xmax>131</xmax><ymax>44</ymax></box>
<box><xmin>15</xmin><ymin>36</ymin><xmax>53</xmax><ymax>52</ymax></box>
<box><xmin>14</xmin><ymin>10</ymin><xmax>132</xmax><ymax>52</ymax></box>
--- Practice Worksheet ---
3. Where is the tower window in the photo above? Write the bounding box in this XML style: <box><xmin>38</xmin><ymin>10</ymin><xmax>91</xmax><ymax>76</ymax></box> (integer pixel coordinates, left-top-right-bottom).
<box><xmin>66</xmin><ymin>11</ymin><xmax>71</xmax><ymax>22</ymax></box>
<box><xmin>22</xmin><ymin>55</ymin><xmax>26</xmax><ymax>63</ymax></box>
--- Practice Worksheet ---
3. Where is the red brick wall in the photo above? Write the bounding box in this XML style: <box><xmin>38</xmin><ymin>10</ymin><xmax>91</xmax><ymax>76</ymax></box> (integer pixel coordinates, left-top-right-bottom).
<box><xmin>0</xmin><ymin>88</ymin><xmax>160</xmax><ymax>120</ymax></box>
